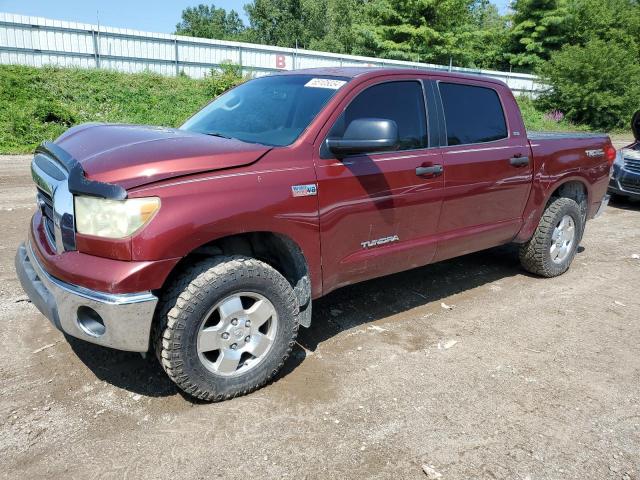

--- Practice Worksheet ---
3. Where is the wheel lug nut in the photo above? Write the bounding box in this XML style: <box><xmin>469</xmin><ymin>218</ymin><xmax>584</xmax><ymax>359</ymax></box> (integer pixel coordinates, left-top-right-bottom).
<box><xmin>245</xmin><ymin>336</ymin><xmax>251</xmax><ymax>343</ymax></box>
<box><xmin>221</xmin><ymin>332</ymin><xmax>229</xmax><ymax>339</ymax></box>
<box><xmin>245</xmin><ymin>320</ymin><xmax>251</xmax><ymax>327</ymax></box>
<box><xmin>231</xmin><ymin>318</ymin><xmax>238</xmax><ymax>326</ymax></box>
<box><xmin>230</xmin><ymin>343</ymin><xmax>238</xmax><ymax>350</ymax></box>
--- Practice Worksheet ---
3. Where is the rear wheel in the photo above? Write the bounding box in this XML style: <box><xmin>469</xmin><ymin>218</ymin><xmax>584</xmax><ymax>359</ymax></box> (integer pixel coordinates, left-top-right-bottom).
<box><xmin>154</xmin><ymin>256</ymin><xmax>299</xmax><ymax>401</ymax></box>
<box><xmin>519</xmin><ymin>197</ymin><xmax>583</xmax><ymax>277</ymax></box>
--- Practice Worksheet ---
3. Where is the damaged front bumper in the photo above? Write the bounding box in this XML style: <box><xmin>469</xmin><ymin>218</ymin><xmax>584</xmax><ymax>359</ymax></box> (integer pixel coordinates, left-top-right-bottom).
<box><xmin>15</xmin><ymin>241</ymin><xmax>158</xmax><ymax>352</ymax></box>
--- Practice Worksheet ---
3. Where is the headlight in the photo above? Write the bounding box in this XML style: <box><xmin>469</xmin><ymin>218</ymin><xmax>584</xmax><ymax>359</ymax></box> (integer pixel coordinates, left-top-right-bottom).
<box><xmin>74</xmin><ymin>196</ymin><xmax>160</xmax><ymax>239</ymax></box>
<box><xmin>614</xmin><ymin>150</ymin><xmax>624</xmax><ymax>166</ymax></box>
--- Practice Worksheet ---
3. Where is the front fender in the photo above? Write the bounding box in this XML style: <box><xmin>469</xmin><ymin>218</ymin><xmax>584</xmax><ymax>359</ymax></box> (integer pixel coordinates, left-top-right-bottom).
<box><xmin>127</xmin><ymin>160</ymin><xmax>322</xmax><ymax>297</ymax></box>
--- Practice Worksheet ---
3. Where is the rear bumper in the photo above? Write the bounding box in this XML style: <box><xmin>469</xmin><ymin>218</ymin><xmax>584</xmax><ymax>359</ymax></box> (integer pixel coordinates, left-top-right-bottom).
<box><xmin>15</xmin><ymin>241</ymin><xmax>158</xmax><ymax>352</ymax></box>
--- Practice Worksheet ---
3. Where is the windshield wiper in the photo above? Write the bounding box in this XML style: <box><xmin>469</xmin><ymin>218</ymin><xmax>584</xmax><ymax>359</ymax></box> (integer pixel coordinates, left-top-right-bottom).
<box><xmin>206</xmin><ymin>132</ymin><xmax>233</xmax><ymax>140</ymax></box>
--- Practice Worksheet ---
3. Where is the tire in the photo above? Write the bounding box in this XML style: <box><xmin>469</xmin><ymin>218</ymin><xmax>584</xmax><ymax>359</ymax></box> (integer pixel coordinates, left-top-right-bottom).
<box><xmin>519</xmin><ymin>197</ymin><xmax>583</xmax><ymax>277</ymax></box>
<box><xmin>154</xmin><ymin>256</ymin><xmax>299</xmax><ymax>401</ymax></box>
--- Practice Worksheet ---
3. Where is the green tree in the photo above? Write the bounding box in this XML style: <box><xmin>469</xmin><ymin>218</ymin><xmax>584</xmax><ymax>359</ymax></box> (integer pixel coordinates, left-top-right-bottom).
<box><xmin>467</xmin><ymin>0</ymin><xmax>509</xmax><ymax>69</ymax></box>
<box><xmin>245</xmin><ymin>0</ymin><xmax>310</xmax><ymax>48</ymax></box>
<box><xmin>350</xmin><ymin>0</ymin><xmax>480</xmax><ymax>65</ymax></box>
<box><xmin>535</xmin><ymin>0</ymin><xmax>640</xmax><ymax>130</ymax></box>
<box><xmin>507</xmin><ymin>0</ymin><xmax>570</xmax><ymax>71</ymax></box>
<box><xmin>176</xmin><ymin>4</ymin><xmax>246</xmax><ymax>40</ymax></box>
<box><xmin>307</xmin><ymin>0</ymin><xmax>364</xmax><ymax>53</ymax></box>
<box><xmin>537</xmin><ymin>39</ymin><xmax>640</xmax><ymax>129</ymax></box>
<box><xmin>566</xmin><ymin>0</ymin><xmax>640</xmax><ymax>51</ymax></box>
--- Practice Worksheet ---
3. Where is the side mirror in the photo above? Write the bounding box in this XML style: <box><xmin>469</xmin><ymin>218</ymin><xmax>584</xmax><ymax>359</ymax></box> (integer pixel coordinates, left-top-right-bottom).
<box><xmin>326</xmin><ymin>118</ymin><xmax>399</xmax><ymax>157</ymax></box>
<box><xmin>632</xmin><ymin>110</ymin><xmax>640</xmax><ymax>142</ymax></box>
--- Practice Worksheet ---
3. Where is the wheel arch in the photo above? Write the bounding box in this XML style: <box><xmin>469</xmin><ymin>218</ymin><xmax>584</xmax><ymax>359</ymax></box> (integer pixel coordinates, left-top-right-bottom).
<box><xmin>158</xmin><ymin>231</ymin><xmax>313</xmax><ymax>327</ymax></box>
<box><xmin>515</xmin><ymin>176</ymin><xmax>590</xmax><ymax>243</ymax></box>
<box><xmin>548</xmin><ymin>178</ymin><xmax>590</xmax><ymax>207</ymax></box>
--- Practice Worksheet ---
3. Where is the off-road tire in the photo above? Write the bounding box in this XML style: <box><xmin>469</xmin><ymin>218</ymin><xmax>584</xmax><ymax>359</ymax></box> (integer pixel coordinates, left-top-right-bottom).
<box><xmin>519</xmin><ymin>197</ymin><xmax>583</xmax><ymax>277</ymax></box>
<box><xmin>153</xmin><ymin>256</ymin><xmax>299</xmax><ymax>401</ymax></box>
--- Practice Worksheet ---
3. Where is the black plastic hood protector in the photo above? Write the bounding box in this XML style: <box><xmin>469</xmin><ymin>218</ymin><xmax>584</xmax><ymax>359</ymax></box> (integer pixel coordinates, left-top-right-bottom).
<box><xmin>36</xmin><ymin>141</ymin><xmax>127</xmax><ymax>200</ymax></box>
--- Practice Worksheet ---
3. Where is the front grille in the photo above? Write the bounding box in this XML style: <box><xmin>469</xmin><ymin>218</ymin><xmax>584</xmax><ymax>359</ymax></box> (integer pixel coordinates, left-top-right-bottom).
<box><xmin>623</xmin><ymin>157</ymin><xmax>640</xmax><ymax>174</ymax></box>
<box><xmin>36</xmin><ymin>187</ymin><xmax>56</xmax><ymax>242</ymax></box>
<box><xmin>620</xmin><ymin>178</ymin><xmax>640</xmax><ymax>193</ymax></box>
<box><xmin>31</xmin><ymin>151</ymin><xmax>76</xmax><ymax>252</ymax></box>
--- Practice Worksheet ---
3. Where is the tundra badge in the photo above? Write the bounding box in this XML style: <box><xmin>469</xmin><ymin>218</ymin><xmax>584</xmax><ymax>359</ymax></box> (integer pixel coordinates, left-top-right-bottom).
<box><xmin>585</xmin><ymin>149</ymin><xmax>604</xmax><ymax>158</ymax></box>
<box><xmin>291</xmin><ymin>184</ymin><xmax>317</xmax><ymax>197</ymax></box>
<box><xmin>361</xmin><ymin>235</ymin><xmax>400</xmax><ymax>249</ymax></box>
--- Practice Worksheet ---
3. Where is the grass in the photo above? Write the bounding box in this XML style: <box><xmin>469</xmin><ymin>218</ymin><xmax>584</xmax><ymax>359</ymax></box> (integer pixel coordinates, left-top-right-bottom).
<box><xmin>0</xmin><ymin>65</ymin><xmax>215</xmax><ymax>154</ymax></box>
<box><xmin>515</xmin><ymin>96</ymin><xmax>590</xmax><ymax>133</ymax></box>
<box><xmin>0</xmin><ymin>64</ymin><xmax>601</xmax><ymax>154</ymax></box>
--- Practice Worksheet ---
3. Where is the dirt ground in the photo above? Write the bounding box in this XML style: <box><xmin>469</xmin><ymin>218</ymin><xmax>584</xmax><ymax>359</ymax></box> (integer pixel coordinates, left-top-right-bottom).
<box><xmin>1</xmin><ymin>152</ymin><xmax>639</xmax><ymax>480</ymax></box>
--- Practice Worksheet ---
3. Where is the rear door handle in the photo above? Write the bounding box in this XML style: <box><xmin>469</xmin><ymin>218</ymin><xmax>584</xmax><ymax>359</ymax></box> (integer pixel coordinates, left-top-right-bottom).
<box><xmin>416</xmin><ymin>165</ymin><xmax>443</xmax><ymax>177</ymax></box>
<box><xmin>510</xmin><ymin>156</ymin><xmax>530</xmax><ymax>167</ymax></box>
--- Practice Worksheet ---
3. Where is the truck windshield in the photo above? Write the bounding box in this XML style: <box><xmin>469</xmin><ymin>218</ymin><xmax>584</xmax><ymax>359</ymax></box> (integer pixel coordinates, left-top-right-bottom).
<box><xmin>181</xmin><ymin>75</ymin><xmax>349</xmax><ymax>147</ymax></box>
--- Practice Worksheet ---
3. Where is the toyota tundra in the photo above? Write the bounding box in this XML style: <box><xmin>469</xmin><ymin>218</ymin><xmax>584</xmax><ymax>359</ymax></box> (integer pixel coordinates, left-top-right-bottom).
<box><xmin>16</xmin><ymin>68</ymin><xmax>614</xmax><ymax>401</ymax></box>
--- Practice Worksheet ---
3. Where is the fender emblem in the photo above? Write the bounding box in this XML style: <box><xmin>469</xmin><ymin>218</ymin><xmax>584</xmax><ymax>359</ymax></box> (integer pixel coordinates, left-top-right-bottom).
<box><xmin>361</xmin><ymin>235</ymin><xmax>400</xmax><ymax>249</ymax></box>
<box><xmin>586</xmin><ymin>149</ymin><xmax>604</xmax><ymax>158</ymax></box>
<box><xmin>291</xmin><ymin>184</ymin><xmax>317</xmax><ymax>197</ymax></box>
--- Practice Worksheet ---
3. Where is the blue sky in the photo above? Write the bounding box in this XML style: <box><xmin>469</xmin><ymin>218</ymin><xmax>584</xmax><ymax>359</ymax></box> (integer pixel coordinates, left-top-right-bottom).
<box><xmin>0</xmin><ymin>0</ymin><xmax>512</xmax><ymax>34</ymax></box>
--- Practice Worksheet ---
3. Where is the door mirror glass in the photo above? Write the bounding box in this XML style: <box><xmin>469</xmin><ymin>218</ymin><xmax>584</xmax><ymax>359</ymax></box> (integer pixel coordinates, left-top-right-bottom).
<box><xmin>326</xmin><ymin>118</ymin><xmax>399</xmax><ymax>157</ymax></box>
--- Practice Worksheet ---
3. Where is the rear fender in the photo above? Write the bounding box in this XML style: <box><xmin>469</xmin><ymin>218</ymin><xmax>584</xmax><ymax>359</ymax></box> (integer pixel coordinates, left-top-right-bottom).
<box><xmin>514</xmin><ymin>175</ymin><xmax>591</xmax><ymax>243</ymax></box>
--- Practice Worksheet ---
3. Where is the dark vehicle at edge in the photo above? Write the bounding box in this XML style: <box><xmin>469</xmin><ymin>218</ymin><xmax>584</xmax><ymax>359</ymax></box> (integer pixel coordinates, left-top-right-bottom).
<box><xmin>609</xmin><ymin>110</ymin><xmax>640</xmax><ymax>200</ymax></box>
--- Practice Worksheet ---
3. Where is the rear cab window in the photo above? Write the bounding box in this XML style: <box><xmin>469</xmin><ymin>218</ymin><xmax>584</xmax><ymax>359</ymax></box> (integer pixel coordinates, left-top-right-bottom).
<box><xmin>439</xmin><ymin>82</ymin><xmax>508</xmax><ymax>146</ymax></box>
<box><xmin>322</xmin><ymin>80</ymin><xmax>428</xmax><ymax>157</ymax></box>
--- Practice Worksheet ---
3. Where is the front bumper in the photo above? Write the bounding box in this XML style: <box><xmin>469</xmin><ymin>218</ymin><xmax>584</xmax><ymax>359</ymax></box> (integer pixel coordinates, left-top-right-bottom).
<box><xmin>608</xmin><ymin>163</ymin><xmax>640</xmax><ymax>199</ymax></box>
<box><xmin>15</xmin><ymin>241</ymin><xmax>158</xmax><ymax>352</ymax></box>
<box><xmin>608</xmin><ymin>179</ymin><xmax>640</xmax><ymax>199</ymax></box>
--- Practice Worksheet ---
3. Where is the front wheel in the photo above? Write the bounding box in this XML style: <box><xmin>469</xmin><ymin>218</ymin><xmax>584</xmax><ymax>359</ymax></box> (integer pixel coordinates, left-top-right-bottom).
<box><xmin>154</xmin><ymin>256</ymin><xmax>299</xmax><ymax>401</ymax></box>
<box><xmin>519</xmin><ymin>197</ymin><xmax>583</xmax><ymax>277</ymax></box>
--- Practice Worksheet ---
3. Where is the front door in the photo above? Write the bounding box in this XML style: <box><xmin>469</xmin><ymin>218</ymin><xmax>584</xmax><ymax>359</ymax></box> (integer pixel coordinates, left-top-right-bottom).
<box><xmin>432</xmin><ymin>79</ymin><xmax>533</xmax><ymax>262</ymax></box>
<box><xmin>314</xmin><ymin>78</ymin><xmax>445</xmax><ymax>294</ymax></box>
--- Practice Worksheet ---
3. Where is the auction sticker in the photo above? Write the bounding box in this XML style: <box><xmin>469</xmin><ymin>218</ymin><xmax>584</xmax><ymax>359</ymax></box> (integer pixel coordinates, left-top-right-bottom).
<box><xmin>304</xmin><ymin>78</ymin><xmax>347</xmax><ymax>89</ymax></box>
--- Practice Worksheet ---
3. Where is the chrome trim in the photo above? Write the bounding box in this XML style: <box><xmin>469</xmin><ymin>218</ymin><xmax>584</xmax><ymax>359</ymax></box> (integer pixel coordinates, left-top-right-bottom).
<box><xmin>31</xmin><ymin>153</ymin><xmax>76</xmax><ymax>253</ymax></box>
<box><xmin>621</xmin><ymin>147</ymin><xmax>640</xmax><ymax>160</ymax></box>
<box><xmin>16</xmin><ymin>241</ymin><xmax>158</xmax><ymax>352</ymax></box>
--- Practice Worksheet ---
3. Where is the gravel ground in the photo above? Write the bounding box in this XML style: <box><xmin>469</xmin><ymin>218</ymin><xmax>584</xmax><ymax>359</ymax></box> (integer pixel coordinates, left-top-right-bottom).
<box><xmin>0</xmin><ymin>153</ymin><xmax>639</xmax><ymax>480</ymax></box>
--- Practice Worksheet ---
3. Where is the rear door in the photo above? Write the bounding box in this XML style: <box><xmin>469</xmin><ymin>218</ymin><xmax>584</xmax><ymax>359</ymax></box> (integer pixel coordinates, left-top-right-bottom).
<box><xmin>431</xmin><ymin>79</ymin><xmax>533</xmax><ymax>262</ymax></box>
<box><xmin>314</xmin><ymin>77</ymin><xmax>444</xmax><ymax>294</ymax></box>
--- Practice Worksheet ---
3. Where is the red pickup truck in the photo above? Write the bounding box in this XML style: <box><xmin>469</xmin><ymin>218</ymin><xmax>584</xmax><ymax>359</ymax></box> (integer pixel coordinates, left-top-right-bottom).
<box><xmin>16</xmin><ymin>68</ymin><xmax>613</xmax><ymax>401</ymax></box>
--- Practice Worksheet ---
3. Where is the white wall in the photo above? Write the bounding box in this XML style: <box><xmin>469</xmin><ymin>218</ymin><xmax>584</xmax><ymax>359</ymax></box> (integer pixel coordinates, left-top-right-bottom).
<box><xmin>0</xmin><ymin>12</ymin><xmax>542</xmax><ymax>95</ymax></box>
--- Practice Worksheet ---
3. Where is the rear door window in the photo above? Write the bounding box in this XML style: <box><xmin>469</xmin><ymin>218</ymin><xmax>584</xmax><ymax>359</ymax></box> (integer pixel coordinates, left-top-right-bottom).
<box><xmin>439</xmin><ymin>83</ymin><xmax>508</xmax><ymax>146</ymax></box>
<box><xmin>324</xmin><ymin>81</ymin><xmax>428</xmax><ymax>156</ymax></box>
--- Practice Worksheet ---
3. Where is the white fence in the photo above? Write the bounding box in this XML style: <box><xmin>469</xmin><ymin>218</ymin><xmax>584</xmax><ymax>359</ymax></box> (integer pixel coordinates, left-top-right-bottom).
<box><xmin>0</xmin><ymin>12</ymin><xmax>542</xmax><ymax>95</ymax></box>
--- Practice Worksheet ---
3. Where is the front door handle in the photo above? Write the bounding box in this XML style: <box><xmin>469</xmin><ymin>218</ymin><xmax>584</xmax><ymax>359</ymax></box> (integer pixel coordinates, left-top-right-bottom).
<box><xmin>510</xmin><ymin>156</ymin><xmax>530</xmax><ymax>167</ymax></box>
<box><xmin>416</xmin><ymin>165</ymin><xmax>443</xmax><ymax>177</ymax></box>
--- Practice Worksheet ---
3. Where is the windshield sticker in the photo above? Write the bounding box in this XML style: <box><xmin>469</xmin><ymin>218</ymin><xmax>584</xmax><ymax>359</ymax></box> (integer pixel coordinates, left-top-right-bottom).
<box><xmin>304</xmin><ymin>78</ymin><xmax>347</xmax><ymax>90</ymax></box>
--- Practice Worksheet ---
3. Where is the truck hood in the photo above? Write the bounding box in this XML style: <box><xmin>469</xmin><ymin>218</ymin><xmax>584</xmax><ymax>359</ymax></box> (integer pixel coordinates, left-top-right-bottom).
<box><xmin>54</xmin><ymin>123</ymin><xmax>271</xmax><ymax>190</ymax></box>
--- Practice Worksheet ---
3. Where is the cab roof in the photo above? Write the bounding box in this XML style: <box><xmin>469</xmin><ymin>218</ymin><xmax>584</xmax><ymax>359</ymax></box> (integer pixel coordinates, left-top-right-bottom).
<box><xmin>274</xmin><ymin>66</ymin><xmax>509</xmax><ymax>88</ymax></box>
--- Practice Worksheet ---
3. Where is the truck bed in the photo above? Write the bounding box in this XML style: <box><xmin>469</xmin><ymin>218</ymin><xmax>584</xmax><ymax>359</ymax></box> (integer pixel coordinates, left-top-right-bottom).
<box><xmin>528</xmin><ymin>131</ymin><xmax>608</xmax><ymax>141</ymax></box>
<box><xmin>525</xmin><ymin>130</ymin><xmax>612</xmax><ymax>223</ymax></box>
